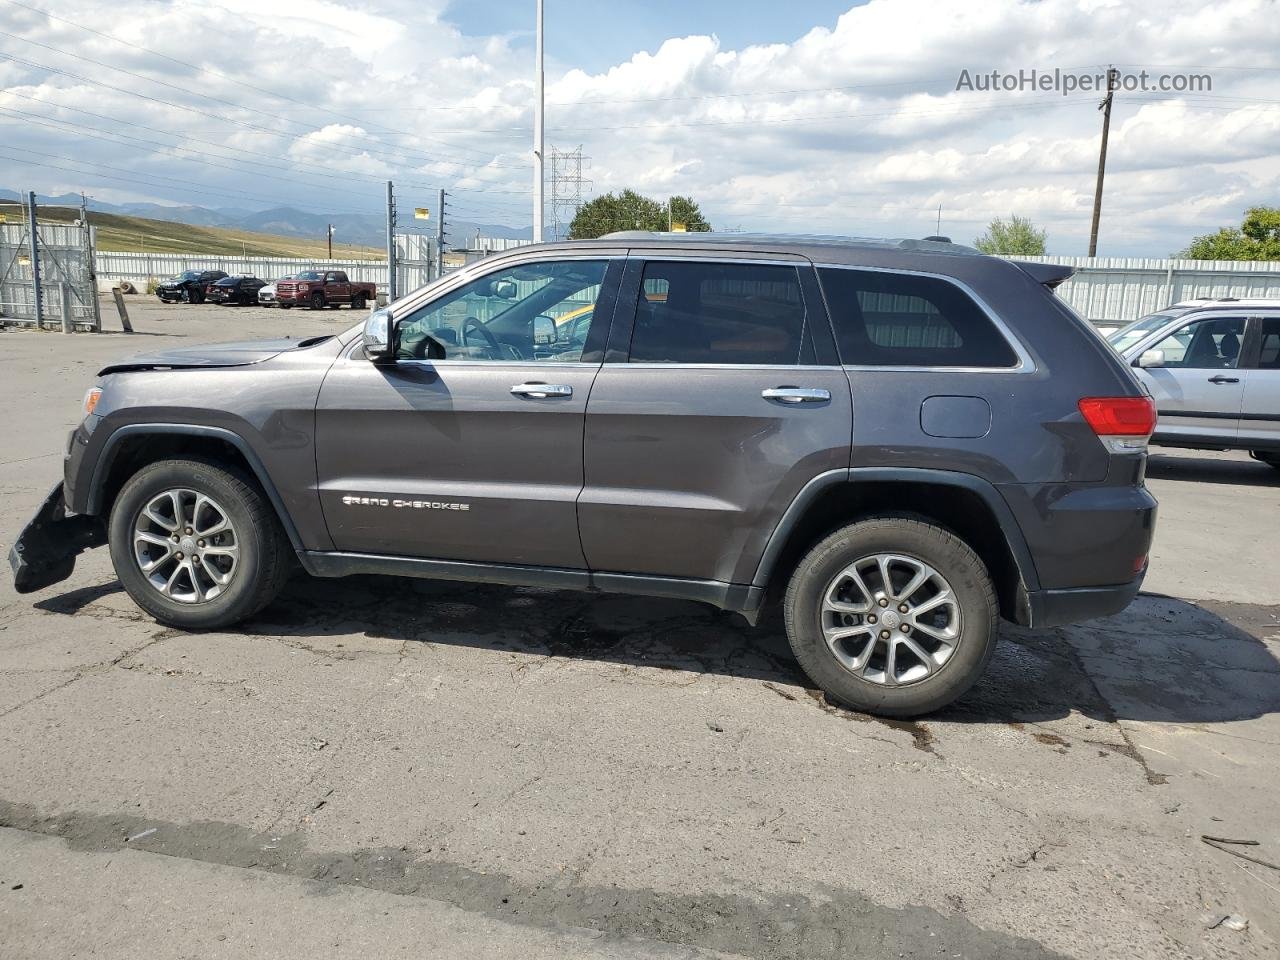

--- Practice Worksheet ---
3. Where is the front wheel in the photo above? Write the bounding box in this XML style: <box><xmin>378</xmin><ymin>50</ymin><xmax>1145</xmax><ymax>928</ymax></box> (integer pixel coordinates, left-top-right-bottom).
<box><xmin>309</xmin><ymin>292</ymin><xmax>325</xmax><ymax>310</ymax></box>
<box><xmin>783</xmin><ymin>517</ymin><xmax>998</xmax><ymax>718</ymax></box>
<box><xmin>1250</xmin><ymin>450</ymin><xmax>1280</xmax><ymax>471</ymax></box>
<box><xmin>108</xmin><ymin>459</ymin><xmax>293</xmax><ymax>630</ymax></box>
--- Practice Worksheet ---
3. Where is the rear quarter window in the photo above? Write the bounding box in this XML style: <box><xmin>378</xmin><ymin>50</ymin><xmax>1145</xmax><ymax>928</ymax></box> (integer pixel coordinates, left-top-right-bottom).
<box><xmin>818</xmin><ymin>267</ymin><xmax>1018</xmax><ymax>368</ymax></box>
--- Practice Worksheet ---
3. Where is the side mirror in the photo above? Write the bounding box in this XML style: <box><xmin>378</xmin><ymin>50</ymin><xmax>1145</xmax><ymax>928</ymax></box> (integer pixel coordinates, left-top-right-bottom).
<box><xmin>363</xmin><ymin>309</ymin><xmax>395</xmax><ymax>363</ymax></box>
<box><xmin>490</xmin><ymin>278</ymin><xmax>518</xmax><ymax>300</ymax></box>
<box><xmin>532</xmin><ymin>315</ymin><xmax>556</xmax><ymax>345</ymax></box>
<box><xmin>1136</xmin><ymin>348</ymin><xmax>1165</xmax><ymax>369</ymax></box>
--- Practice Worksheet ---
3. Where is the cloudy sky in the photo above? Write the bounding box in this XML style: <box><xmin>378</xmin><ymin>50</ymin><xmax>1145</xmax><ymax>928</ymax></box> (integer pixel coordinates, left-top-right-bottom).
<box><xmin>1</xmin><ymin>0</ymin><xmax>1277</xmax><ymax>255</ymax></box>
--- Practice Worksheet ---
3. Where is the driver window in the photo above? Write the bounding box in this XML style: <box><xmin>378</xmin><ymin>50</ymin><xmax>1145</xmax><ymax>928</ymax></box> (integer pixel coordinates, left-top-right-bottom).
<box><xmin>1149</xmin><ymin>317</ymin><xmax>1245</xmax><ymax>369</ymax></box>
<box><xmin>397</xmin><ymin>259</ymin><xmax>609</xmax><ymax>362</ymax></box>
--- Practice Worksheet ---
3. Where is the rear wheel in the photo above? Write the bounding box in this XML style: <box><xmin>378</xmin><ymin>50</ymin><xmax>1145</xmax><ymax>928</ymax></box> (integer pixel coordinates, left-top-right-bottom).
<box><xmin>108</xmin><ymin>459</ymin><xmax>292</xmax><ymax>630</ymax></box>
<box><xmin>351</xmin><ymin>296</ymin><xmax>367</xmax><ymax>311</ymax></box>
<box><xmin>309</xmin><ymin>292</ymin><xmax>325</xmax><ymax>310</ymax></box>
<box><xmin>783</xmin><ymin>517</ymin><xmax>998</xmax><ymax>717</ymax></box>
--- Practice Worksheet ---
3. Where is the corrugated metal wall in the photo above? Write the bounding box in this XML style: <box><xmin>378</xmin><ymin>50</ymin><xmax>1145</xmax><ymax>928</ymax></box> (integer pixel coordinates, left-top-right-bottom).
<box><xmin>1012</xmin><ymin>256</ymin><xmax>1280</xmax><ymax>323</ymax></box>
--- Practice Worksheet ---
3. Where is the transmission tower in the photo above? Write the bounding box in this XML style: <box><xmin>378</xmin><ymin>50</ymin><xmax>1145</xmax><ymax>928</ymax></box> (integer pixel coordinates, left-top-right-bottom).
<box><xmin>549</xmin><ymin>145</ymin><xmax>590</xmax><ymax>240</ymax></box>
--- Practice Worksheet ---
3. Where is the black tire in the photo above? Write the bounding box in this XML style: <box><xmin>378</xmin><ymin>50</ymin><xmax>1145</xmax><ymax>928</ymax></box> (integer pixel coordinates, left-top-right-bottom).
<box><xmin>309</xmin><ymin>292</ymin><xmax>325</xmax><ymax>310</ymax></box>
<box><xmin>1251</xmin><ymin>450</ymin><xmax>1280</xmax><ymax>470</ymax></box>
<box><xmin>783</xmin><ymin>516</ymin><xmax>998</xmax><ymax>718</ymax></box>
<box><xmin>279</xmin><ymin>303</ymin><xmax>292</xmax><ymax>309</ymax></box>
<box><xmin>351</xmin><ymin>296</ymin><xmax>367</xmax><ymax>311</ymax></box>
<box><xmin>108</xmin><ymin>458</ymin><xmax>292</xmax><ymax>630</ymax></box>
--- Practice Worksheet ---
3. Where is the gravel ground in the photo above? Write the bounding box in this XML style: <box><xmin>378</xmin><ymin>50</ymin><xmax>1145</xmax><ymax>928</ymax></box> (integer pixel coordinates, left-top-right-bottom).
<box><xmin>0</xmin><ymin>295</ymin><xmax>1277</xmax><ymax>959</ymax></box>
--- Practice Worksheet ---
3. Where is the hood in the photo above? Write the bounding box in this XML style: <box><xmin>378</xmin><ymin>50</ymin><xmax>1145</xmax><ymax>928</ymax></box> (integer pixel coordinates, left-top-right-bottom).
<box><xmin>98</xmin><ymin>337</ymin><xmax>318</xmax><ymax>375</ymax></box>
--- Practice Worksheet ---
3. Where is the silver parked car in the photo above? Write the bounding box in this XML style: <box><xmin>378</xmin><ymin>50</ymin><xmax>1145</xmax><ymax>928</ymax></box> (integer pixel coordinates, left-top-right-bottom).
<box><xmin>257</xmin><ymin>275</ymin><xmax>294</xmax><ymax>307</ymax></box>
<box><xmin>1108</xmin><ymin>298</ymin><xmax>1280</xmax><ymax>469</ymax></box>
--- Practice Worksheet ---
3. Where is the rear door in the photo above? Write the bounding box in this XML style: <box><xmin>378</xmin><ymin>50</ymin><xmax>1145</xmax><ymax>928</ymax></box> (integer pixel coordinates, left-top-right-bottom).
<box><xmin>1239</xmin><ymin>314</ymin><xmax>1280</xmax><ymax>452</ymax></box>
<box><xmin>315</xmin><ymin>255</ymin><xmax>622</xmax><ymax>568</ymax></box>
<box><xmin>1134</xmin><ymin>314</ymin><xmax>1247</xmax><ymax>444</ymax></box>
<box><xmin>578</xmin><ymin>255</ymin><xmax>852</xmax><ymax>587</ymax></box>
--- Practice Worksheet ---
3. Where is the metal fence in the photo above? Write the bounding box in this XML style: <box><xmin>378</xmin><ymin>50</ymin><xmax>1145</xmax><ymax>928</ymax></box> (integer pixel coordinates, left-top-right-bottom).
<box><xmin>1013</xmin><ymin>256</ymin><xmax>1280</xmax><ymax>324</ymax></box>
<box><xmin>0</xmin><ymin>220</ymin><xmax>99</xmax><ymax>330</ymax></box>
<box><xmin>95</xmin><ymin>235</ymin><xmax>444</xmax><ymax>297</ymax></box>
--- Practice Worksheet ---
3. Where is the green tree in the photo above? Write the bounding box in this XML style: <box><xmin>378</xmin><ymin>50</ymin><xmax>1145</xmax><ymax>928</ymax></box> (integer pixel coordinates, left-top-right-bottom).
<box><xmin>1183</xmin><ymin>206</ymin><xmax>1280</xmax><ymax>260</ymax></box>
<box><xmin>568</xmin><ymin>189</ymin><xmax>711</xmax><ymax>239</ymax></box>
<box><xmin>973</xmin><ymin>215</ymin><xmax>1047</xmax><ymax>256</ymax></box>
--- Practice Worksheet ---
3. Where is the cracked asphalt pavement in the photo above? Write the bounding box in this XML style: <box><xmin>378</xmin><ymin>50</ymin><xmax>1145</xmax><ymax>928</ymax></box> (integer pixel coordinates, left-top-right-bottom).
<box><xmin>1</xmin><ymin>299</ymin><xmax>1278</xmax><ymax>959</ymax></box>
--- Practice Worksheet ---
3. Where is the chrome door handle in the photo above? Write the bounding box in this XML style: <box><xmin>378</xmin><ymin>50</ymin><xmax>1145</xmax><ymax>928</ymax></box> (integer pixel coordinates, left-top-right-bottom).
<box><xmin>1207</xmin><ymin>375</ymin><xmax>1240</xmax><ymax>384</ymax></box>
<box><xmin>762</xmin><ymin>387</ymin><xmax>831</xmax><ymax>404</ymax></box>
<box><xmin>511</xmin><ymin>382</ymin><xmax>573</xmax><ymax>398</ymax></box>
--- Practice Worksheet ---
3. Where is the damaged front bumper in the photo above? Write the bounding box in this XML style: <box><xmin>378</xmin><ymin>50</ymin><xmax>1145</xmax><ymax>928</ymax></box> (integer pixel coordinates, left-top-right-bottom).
<box><xmin>8</xmin><ymin>482</ymin><xmax>107</xmax><ymax>594</ymax></box>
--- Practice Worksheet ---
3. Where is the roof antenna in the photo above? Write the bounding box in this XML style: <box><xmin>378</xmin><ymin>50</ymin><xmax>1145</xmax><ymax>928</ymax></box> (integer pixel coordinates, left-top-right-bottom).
<box><xmin>922</xmin><ymin>204</ymin><xmax>951</xmax><ymax>243</ymax></box>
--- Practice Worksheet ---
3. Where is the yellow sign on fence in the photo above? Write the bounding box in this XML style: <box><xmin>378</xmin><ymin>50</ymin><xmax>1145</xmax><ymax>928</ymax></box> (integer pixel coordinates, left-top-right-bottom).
<box><xmin>414</xmin><ymin>208</ymin><xmax>431</xmax><ymax>220</ymax></box>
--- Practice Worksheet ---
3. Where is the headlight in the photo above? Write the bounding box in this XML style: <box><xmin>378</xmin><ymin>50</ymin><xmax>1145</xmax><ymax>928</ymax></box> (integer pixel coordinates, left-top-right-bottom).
<box><xmin>83</xmin><ymin>387</ymin><xmax>102</xmax><ymax>416</ymax></box>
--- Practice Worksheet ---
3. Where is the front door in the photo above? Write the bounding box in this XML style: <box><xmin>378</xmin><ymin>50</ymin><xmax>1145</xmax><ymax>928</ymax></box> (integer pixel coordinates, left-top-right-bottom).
<box><xmin>1136</xmin><ymin>314</ymin><xmax>1247</xmax><ymax>444</ymax></box>
<box><xmin>315</xmin><ymin>256</ymin><xmax>621</xmax><ymax>568</ymax></box>
<box><xmin>579</xmin><ymin>256</ymin><xmax>853</xmax><ymax>586</ymax></box>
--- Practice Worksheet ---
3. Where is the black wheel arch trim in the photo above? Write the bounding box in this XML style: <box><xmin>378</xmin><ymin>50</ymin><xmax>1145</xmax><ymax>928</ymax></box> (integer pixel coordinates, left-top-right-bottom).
<box><xmin>85</xmin><ymin>423</ymin><xmax>304</xmax><ymax>552</ymax></box>
<box><xmin>750</xmin><ymin>466</ymin><xmax>1042</xmax><ymax>593</ymax></box>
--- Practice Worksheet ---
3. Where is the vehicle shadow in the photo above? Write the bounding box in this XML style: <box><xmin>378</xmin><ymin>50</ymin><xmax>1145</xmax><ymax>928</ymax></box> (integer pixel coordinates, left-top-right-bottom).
<box><xmin>1146</xmin><ymin>452</ymin><xmax>1280</xmax><ymax>487</ymax></box>
<box><xmin>239</xmin><ymin>574</ymin><xmax>1280</xmax><ymax>727</ymax></box>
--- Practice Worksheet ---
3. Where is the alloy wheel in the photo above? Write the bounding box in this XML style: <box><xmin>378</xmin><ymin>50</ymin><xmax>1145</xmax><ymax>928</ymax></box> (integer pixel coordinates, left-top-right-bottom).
<box><xmin>132</xmin><ymin>488</ymin><xmax>240</xmax><ymax>603</ymax></box>
<box><xmin>820</xmin><ymin>553</ymin><xmax>962</xmax><ymax>686</ymax></box>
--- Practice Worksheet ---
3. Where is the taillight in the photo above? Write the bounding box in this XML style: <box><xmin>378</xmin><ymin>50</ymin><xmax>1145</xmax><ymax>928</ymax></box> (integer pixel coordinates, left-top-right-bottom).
<box><xmin>1078</xmin><ymin>397</ymin><xmax>1156</xmax><ymax>454</ymax></box>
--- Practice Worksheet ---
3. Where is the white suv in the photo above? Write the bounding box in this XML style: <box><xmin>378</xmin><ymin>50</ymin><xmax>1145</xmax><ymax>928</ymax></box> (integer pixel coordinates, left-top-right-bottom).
<box><xmin>1108</xmin><ymin>298</ymin><xmax>1280</xmax><ymax>468</ymax></box>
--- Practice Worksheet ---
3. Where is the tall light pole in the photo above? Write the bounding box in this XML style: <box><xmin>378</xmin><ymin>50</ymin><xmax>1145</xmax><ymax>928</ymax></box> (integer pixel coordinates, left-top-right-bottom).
<box><xmin>532</xmin><ymin>0</ymin><xmax>544</xmax><ymax>243</ymax></box>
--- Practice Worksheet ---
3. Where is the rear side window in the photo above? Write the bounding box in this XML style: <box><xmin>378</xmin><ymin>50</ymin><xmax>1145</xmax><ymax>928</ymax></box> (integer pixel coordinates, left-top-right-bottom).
<box><xmin>1258</xmin><ymin>318</ymin><xmax>1280</xmax><ymax>369</ymax></box>
<box><xmin>628</xmin><ymin>261</ymin><xmax>806</xmax><ymax>365</ymax></box>
<box><xmin>818</xmin><ymin>267</ymin><xmax>1018</xmax><ymax>367</ymax></box>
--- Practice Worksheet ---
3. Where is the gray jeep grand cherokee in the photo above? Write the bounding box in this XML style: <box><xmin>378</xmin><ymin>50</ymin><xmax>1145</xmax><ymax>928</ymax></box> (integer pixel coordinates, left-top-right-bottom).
<box><xmin>10</xmin><ymin>233</ymin><xmax>1158</xmax><ymax>717</ymax></box>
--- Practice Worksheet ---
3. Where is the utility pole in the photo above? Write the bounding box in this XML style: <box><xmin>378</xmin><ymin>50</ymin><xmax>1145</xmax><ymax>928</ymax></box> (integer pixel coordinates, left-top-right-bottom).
<box><xmin>532</xmin><ymin>0</ymin><xmax>544</xmax><ymax>243</ymax></box>
<box><xmin>436</xmin><ymin>189</ymin><xmax>446</xmax><ymax>280</ymax></box>
<box><xmin>386</xmin><ymin>180</ymin><xmax>398</xmax><ymax>302</ymax></box>
<box><xmin>326</xmin><ymin>223</ymin><xmax>333</xmax><ymax>259</ymax></box>
<box><xmin>26</xmin><ymin>190</ymin><xmax>42</xmax><ymax>326</ymax></box>
<box><xmin>1088</xmin><ymin>66</ymin><xmax>1119</xmax><ymax>258</ymax></box>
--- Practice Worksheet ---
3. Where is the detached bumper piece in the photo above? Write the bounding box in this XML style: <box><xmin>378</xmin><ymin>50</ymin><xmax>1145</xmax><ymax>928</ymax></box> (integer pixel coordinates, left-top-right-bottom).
<box><xmin>9</xmin><ymin>482</ymin><xmax>106</xmax><ymax>594</ymax></box>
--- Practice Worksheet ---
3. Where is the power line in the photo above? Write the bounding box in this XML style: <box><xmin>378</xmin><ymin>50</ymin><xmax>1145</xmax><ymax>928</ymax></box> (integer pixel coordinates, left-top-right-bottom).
<box><xmin>0</xmin><ymin>0</ymin><xmax>525</xmax><ymax>168</ymax></box>
<box><xmin>0</xmin><ymin>96</ymin><xmax>534</xmax><ymax>199</ymax></box>
<box><xmin>0</xmin><ymin>50</ymin><xmax>527</xmax><ymax>174</ymax></box>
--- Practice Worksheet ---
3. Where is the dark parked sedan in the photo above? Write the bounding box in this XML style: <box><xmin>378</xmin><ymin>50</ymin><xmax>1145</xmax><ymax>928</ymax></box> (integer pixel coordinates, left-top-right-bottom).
<box><xmin>205</xmin><ymin>276</ymin><xmax>268</xmax><ymax>306</ymax></box>
<box><xmin>155</xmin><ymin>270</ymin><xmax>228</xmax><ymax>304</ymax></box>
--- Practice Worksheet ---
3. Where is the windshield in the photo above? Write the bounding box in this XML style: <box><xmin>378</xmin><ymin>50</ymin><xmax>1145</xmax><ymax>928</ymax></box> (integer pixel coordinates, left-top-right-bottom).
<box><xmin>176</xmin><ymin>271</ymin><xmax>200</xmax><ymax>281</ymax></box>
<box><xmin>214</xmin><ymin>277</ymin><xmax>238</xmax><ymax>286</ymax></box>
<box><xmin>296</xmin><ymin>271</ymin><xmax>323</xmax><ymax>281</ymax></box>
<box><xmin>1107</xmin><ymin>311</ymin><xmax>1188</xmax><ymax>352</ymax></box>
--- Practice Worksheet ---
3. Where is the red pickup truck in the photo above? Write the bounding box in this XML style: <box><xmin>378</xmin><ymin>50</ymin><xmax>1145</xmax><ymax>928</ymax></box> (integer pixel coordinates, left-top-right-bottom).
<box><xmin>275</xmin><ymin>270</ymin><xmax>376</xmax><ymax>310</ymax></box>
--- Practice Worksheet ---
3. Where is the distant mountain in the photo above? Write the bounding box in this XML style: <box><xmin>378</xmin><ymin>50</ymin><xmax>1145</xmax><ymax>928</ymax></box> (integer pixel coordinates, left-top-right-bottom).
<box><xmin>0</xmin><ymin>190</ymin><xmax>537</xmax><ymax>249</ymax></box>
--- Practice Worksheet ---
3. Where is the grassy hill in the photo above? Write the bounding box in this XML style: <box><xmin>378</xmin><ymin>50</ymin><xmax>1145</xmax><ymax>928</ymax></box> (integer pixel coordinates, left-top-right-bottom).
<box><xmin>0</xmin><ymin>202</ymin><xmax>384</xmax><ymax>259</ymax></box>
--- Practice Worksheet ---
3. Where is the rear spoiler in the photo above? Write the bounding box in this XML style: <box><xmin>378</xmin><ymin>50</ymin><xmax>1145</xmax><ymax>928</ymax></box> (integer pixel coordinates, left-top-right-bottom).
<box><xmin>1009</xmin><ymin>260</ymin><xmax>1075</xmax><ymax>290</ymax></box>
